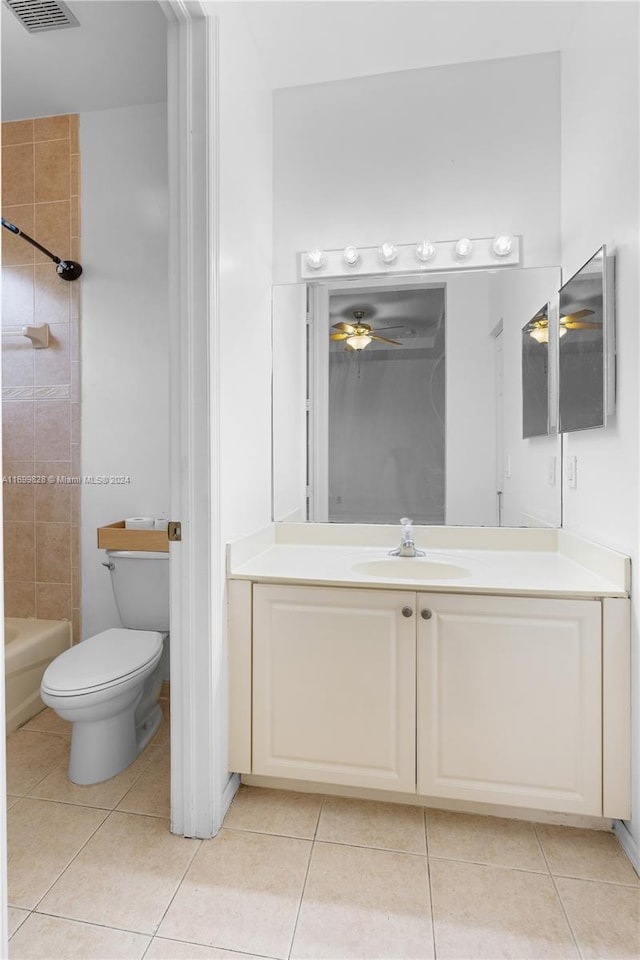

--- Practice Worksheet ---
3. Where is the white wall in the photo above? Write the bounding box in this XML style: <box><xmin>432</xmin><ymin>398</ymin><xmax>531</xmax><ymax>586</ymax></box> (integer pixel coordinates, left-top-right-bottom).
<box><xmin>210</xmin><ymin>3</ymin><xmax>274</xmax><ymax>793</ymax></box>
<box><xmin>216</xmin><ymin>3</ymin><xmax>274</xmax><ymax>545</ymax></box>
<box><xmin>80</xmin><ymin>102</ymin><xmax>169</xmax><ymax>639</ymax></box>
<box><xmin>559</xmin><ymin>2</ymin><xmax>640</xmax><ymax>860</ymax></box>
<box><xmin>273</xmin><ymin>52</ymin><xmax>561</xmax><ymax>283</ymax></box>
<box><xmin>272</xmin><ymin>283</ymin><xmax>307</xmax><ymax>522</ymax></box>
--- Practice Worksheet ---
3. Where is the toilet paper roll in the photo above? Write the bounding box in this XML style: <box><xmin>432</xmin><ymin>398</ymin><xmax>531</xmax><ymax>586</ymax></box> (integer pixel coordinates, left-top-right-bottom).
<box><xmin>154</xmin><ymin>518</ymin><xmax>169</xmax><ymax>531</ymax></box>
<box><xmin>125</xmin><ymin>517</ymin><xmax>155</xmax><ymax>530</ymax></box>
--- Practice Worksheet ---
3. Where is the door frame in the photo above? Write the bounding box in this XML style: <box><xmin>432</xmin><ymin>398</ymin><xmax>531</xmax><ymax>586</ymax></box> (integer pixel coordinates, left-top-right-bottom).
<box><xmin>163</xmin><ymin>0</ymin><xmax>225</xmax><ymax>838</ymax></box>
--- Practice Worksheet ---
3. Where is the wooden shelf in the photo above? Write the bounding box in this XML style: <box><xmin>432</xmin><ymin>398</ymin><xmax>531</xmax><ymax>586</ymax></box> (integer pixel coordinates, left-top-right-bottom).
<box><xmin>97</xmin><ymin>521</ymin><xmax>169</xmax><ymax>553</ymax></box>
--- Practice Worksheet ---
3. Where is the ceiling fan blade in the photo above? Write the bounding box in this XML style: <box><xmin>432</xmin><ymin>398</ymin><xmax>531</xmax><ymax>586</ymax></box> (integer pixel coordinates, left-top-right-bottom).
<box><xmin>561</xmin><ymin>308</ymin><xmax>595</xmax><ymax>323</ymax></box>
<box><xmin>370</xmin><ymin>335</ymin><xmax>402</xmax><ymax>345</ymax></box>
<box><xmin>562</xmin><ymin>321</ymin><xmax>603</xmax><ymax>330</ymax></box>
<box><xmin>371</xmin><ymin>325</ymin><xmax>404</xmax><ymax>332</ymax></box>
<box><xmin>332</xmin><ymin>322</ymin><xmax>357</xmax><ymax>334</ymax></box>
<box><xmin>330</xmin><ymin>332</ymin><xmax>349</xmax><ymax>341</ymax></box>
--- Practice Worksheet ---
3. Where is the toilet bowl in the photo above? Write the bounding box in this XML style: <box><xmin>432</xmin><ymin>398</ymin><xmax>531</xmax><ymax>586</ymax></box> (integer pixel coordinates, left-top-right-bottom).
<box><xmin>41</xmin><ymin>628</ymin><xmax>164</xmax><ymax>784</ymax></box>
<box><xmin>41</xmin><ymin>549</ymin><xmax>170</xmax><ymax>785</ymax></box>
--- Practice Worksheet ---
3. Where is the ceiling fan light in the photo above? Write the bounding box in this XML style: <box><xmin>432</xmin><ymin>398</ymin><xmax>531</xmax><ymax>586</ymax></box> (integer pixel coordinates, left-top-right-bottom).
<box><xmin>416</xmin><ymin>240</ymin><xmax>436</xmax><ymax>263</ymax></box>
<box><xmin>455</xmin><ymin>237</ymin><xmax>473</xmax><ymax>259</ymax></box>
<box><xmin>343</xmin><ymin>245</ymin><xmax>360</xmax><ymax>266</ymax></box>
<box><xmin>346</xmin><ymin>333</ymin><xmax>372</xmax><ymax>350</ymax></box>
<box><xmin>305</xmin><ymin>249</ymin><xmax>327</xmax><ymax>270</ymax></box>
<box><xmin>492</xmin><ymin>234</ymin><xmax>514</xmax><ymax>257</ymax></box>
<box><xmin>529</xmin><ymin>326</ymin><xmax>549</xmax><ymax>344</ymax></box>
<box><xmin>378</xmin><ymin>242</ymin><xmax>398</xmax><ymax>264</ymax></box>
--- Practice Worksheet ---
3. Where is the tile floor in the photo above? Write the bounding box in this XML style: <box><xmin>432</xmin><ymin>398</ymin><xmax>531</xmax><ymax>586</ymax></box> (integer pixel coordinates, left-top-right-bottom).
<box><xmin>5</xmin><ymin>703</ymin><xmax>639</xmax><ymax>959</ymax></box>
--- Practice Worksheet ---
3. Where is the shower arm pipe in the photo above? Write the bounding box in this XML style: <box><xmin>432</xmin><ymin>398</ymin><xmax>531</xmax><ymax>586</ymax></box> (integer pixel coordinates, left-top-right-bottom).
<box><xmin>1</xmin><ymin>217</ymin><xmax>82</xmax><ymax>281</ymax></box>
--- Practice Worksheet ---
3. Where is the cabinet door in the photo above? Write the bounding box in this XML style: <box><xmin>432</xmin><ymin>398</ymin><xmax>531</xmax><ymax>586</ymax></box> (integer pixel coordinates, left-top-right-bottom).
<box><xmin>417</xmin><ymin>594</ymin><xmax>602</xmax><ymax>815</ymax></box>
<box><xmin>253</xmin><ymin>584</ymin><xmax>416</xmax><ymax>791</ymax></box>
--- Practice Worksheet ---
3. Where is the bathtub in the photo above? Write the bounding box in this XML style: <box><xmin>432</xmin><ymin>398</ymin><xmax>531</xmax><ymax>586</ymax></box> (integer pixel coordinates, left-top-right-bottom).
<box><xmin>5</xmin><ymin>617</ymin><xmax>72</xmax><ymax>734</ymax></box>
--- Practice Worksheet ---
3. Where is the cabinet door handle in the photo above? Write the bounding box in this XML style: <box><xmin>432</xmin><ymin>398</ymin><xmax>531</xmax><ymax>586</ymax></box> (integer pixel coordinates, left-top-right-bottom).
<box><xmin>401</xmin><ymin>607</ymin><xmax>413</xmax><ymax>618</ymax></box>
<box><xmin>421</xmin><ymin>608</ymin><xmax>432</xmax><ymax>620</ymax></box>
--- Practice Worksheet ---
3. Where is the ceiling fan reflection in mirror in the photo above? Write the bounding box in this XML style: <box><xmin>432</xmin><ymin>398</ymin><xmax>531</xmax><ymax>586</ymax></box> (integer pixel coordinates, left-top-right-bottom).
<box><xmin>528</xmin><ymin>308</ymin><xmax>600</xmax><ymax>345</ymax></box>
<box><xmin>330</xmin><ymin>310</ymin><xmax>403</xmax><ymax>351</ymax></box>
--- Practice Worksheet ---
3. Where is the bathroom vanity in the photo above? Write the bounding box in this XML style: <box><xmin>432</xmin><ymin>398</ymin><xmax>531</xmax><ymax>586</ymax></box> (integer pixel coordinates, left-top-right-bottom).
<box><xmin>227</xmin><ymin>524</ymin><xmax>630</xmax><ymax>821</ymax></box>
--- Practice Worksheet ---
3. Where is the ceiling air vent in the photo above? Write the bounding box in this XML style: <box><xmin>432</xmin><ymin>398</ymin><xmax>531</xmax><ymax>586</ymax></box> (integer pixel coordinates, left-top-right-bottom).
<box><xmin>3</xmin><ymin>0</ymin><xmax>79</xmax><ymax>33</ymax></box>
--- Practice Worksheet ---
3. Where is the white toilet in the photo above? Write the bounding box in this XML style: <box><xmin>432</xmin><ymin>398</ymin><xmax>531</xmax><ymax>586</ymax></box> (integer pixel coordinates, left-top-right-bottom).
<box><xmin>41</xmin><ymin>550</ymin><xmax>169</xmax><ymax>785</ymax></box>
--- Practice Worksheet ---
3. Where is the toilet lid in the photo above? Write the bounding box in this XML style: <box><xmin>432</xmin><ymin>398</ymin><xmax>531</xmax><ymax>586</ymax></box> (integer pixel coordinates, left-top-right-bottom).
<box><xmin>42</xmin><ymin>628</ymin><xmax>163</xmax><ymax>694</ymax></box>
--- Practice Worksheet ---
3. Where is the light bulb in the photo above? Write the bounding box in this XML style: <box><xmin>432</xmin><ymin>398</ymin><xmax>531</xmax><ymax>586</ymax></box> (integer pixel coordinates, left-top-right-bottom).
<box><xmin>343</xmin><ymin>245</ymin><xmax>360</xmax><ymax>266</ymax></box>
<box><xmin>378</xmin><ymin>242</ymin><xmax>398</xmax><ymax>264</ymax></box>
<box><xmin>305</xmin><ymin>249</ymin><xmax>326</xmax><ymax>270</ymax></box>
<box><xmin>455</xmin><ymin>238</ymin><xmax>473</xmax><ymax>259</ymax></box>
<box><xmin>346</xmin><ymin>334</ymin><xmax>372</xmax><ymax>350</ymax></box>
<box><xmin>492</xmin><ymin>234</ymin><xmax>514</xmax><ymax>257</ymax></box>
<box><xmin>416</xmin><ymin>240</ymin><xmax>436</xmax><ymax>263</ymax></box>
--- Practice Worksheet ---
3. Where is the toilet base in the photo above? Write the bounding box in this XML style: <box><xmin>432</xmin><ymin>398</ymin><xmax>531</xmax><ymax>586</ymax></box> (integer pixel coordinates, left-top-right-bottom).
<box><xmin>67</xmin><ymin>676</ymin><xmax>163</xmax><ymax>785</ymax></box>
<box><xmin>69</xmin><ymin>711</ymin><xmax>138</xmax><ymax>785</ymax></box>
<box><xmin>137</xmin><ymin>701</ymin><xmax>162</xmax><ymax>754</ymax></box>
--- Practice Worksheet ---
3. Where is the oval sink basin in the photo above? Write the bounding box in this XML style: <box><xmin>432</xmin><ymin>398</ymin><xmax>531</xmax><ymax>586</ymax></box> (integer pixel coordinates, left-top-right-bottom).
<box><xmin>352</xmin><ymin>559</ymin><xmax>470</xmax><ymax>580</ymax></box>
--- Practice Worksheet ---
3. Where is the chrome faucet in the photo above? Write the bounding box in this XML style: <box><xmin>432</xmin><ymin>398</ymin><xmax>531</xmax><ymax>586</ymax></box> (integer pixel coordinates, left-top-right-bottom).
<box><xmin>389</xmin><ymin>517</ymin><xmax>426</xmax><ymax>558</ymax></box>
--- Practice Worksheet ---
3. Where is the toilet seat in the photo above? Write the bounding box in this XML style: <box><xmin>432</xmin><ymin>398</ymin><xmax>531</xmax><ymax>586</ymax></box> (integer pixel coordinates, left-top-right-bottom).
<box><xmin>41</xmin><ymin>628</ymin><xmax>163</xmax><ymax>697</ymax></box>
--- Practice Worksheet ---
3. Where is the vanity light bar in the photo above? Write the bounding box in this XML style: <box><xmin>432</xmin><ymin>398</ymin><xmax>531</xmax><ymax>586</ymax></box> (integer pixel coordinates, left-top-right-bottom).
<box><xmin>299</xmin><ymin>235</ymin><xmax>520</xmax><ymax>280</ymax></box>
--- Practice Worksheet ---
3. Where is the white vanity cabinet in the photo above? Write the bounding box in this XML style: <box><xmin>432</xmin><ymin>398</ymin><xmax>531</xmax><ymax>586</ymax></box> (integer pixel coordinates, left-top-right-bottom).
<box><xmin>251</xmin><ymin>584</ymin><xmax>416</xmax><ymax>792</ymax></box>
<box><xmin>416</xmin><ymin>593</ymin><xmax>602</xmax><ymax>815</ymax></box>
<box><xmin>228</xmin><ymin>579</ymin><xmax>630</xmax><ymax>819</ymax></box>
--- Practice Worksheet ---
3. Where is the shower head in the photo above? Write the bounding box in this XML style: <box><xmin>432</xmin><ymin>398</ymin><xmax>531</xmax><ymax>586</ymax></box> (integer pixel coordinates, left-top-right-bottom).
<box><xmin>56</xmin><ymin>260</ymin><xmax>83</xmax><ymax>281</ymax></box>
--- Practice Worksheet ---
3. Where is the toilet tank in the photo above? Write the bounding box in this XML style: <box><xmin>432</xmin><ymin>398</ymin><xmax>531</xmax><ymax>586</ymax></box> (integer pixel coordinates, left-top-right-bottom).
<box><xmin>106</xmin><ymin>550</ymin><xmax>170</xmax><ymax>631</ymax></box>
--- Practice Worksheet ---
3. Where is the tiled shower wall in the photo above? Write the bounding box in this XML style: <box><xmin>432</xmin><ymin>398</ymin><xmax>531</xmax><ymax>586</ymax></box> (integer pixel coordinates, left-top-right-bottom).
<box><xmin>1</xmin><ymin>114</ymin><xmax>81</xmax><ymax>642</ymax></box>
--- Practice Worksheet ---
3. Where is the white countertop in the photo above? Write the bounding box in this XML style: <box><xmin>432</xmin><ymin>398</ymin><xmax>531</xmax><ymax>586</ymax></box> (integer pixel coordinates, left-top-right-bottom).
<box><xmin>227</xmin><ymin>525</ymin><xmax>629</xmax><ymax>599</ymax></box>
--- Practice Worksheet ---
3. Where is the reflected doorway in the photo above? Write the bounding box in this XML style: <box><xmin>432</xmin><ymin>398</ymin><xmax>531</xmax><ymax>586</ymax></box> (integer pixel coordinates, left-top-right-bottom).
<box><xmin>325</xmin><ymin>284</ymin><xmax>446</xmax><ymax>524</ymax></box>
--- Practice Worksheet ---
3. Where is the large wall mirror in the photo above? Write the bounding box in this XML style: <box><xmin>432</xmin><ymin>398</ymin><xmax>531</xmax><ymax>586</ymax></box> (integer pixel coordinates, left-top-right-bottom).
<box><xmin>273</xmin><ymin>265</ymin><xmax>562</xmax><ymax>528</ymax></box>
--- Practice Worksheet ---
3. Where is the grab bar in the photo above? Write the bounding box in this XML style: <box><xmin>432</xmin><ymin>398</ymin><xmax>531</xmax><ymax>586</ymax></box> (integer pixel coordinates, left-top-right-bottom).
<box><xmin>2</xmin><ymin>324</ymin><xmax>50</xmax><ymax>349</ymax></box>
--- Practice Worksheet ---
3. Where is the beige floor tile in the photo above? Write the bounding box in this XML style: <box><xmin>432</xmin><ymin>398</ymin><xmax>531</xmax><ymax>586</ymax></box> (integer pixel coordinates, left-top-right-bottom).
<box><xmin>146</xmin><ymin>939</ymin><xmax>273</xmax><ymax>959</ymax></box>
<box><xmin>158</xmin><ymin>828</ymin><xmax>311</xmax><ymax>959</ymax></box>
<box><xmin>223</xmin><ymin>785</ymin><xmax>322</xmax><ymax>839</ymax></box>
<box><xmin>8</xmin><ymin>907</ymin><xmax>30</xmax><ymax>938</ymax></box>
<box><xmin>316</xmin><ymin>796</ymin><xmax>426</xmax><ymax>854</ymax></box>
<box><xmin>7</xmin><ymin>795</ymin><xmax>20</xmax><ymax>811</ymax></box>
<box><xmin>38</xmin><ymin>811</ymin><xmax>200</xmax><ymax>934</ymax></box>
<box><xmin>6</xmin><ymin>731</ymin><xmax>70</xmax><ymax>796</ymax></box>
<box><xmin>117</xmin><ymin>746</ymin><xmax>170</xmax><ymax>819</ymax></box>
<box><xmin>21</xmin><ymin>707</ymin><xmax>71</xmax><ymax>738</ymax></box>
<box><xmin>30</xmin><ymin>744</ymin><xmax>157</xmax><ymax>810</ymax></box>
<box><xmin>8</xmin><ymin>798</ymin><xmax>108</xmax><ymax>909</ymax></box>
<box><xmin>291</xmin><ymin>841</ymin><xmax>433</xmax><ymax>959</ymax></box>
<box><xmin>427</xmin><ymin>809</ymin><xmax>547</xmax><ymax>872</ymax></box>
<box><xmin>9</xmin><ymin>913</ymin><xmax>150</xmax><ymax>959</ymax></box>
<box><xmin>537</xmin><ymin>824</ymin><xmax>640</xmax><ymax>885</ymax></box>
<box><xmin>430</xmin><ymin>858</ymin><xmax>578</xmax><ymax>959</ymax></box>
<box><xmin>556</xmin><ymin>876</ymin><xmax>640</xmax><ymax>959</ymax></box>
